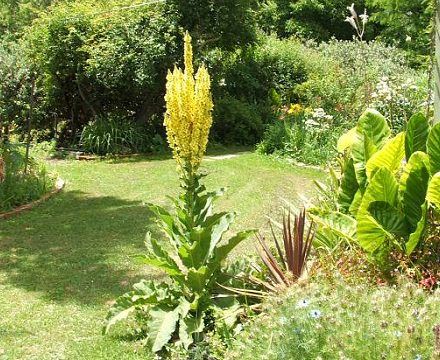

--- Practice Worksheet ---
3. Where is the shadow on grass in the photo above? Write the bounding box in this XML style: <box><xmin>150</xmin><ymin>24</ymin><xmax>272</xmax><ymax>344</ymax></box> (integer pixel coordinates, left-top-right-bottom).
<box><xmin>0</xmin><ymin>190</ymin><xmax>162</xmax><ymax>305</ymax></box>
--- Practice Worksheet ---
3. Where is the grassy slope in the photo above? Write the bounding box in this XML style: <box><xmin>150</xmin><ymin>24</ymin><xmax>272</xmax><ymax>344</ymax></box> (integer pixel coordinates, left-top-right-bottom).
<box><xmin>0</xmin><ymin>152</ymin><xmax>321</xmax><ymax>359</ymax></box>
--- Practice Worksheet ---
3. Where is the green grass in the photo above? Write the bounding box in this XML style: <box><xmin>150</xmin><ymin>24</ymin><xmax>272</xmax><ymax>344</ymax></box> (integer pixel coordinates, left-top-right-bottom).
<box><xmin>0</xmin><ymin>151</ymin><xmax>322</xmax><ymax>359</ymax></box>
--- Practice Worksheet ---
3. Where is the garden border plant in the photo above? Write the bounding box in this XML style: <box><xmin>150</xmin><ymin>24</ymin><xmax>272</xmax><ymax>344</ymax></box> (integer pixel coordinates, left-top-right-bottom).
<box><xmin>104</xmin><ymin>32</ymin><xmax>257</xmax><ymax>354</ymax></box>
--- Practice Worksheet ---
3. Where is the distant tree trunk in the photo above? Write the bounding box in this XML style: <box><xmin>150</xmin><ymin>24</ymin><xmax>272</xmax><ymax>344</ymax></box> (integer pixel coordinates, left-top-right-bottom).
<box><xmin>435</xmin><ymin>0</ymin><xmax>440</xmax><ymax>123</ymax></box>
<box><xmin>24</xmin><ymin>76</ymin><xmax>35</xmax><ymax>174</ymax></box>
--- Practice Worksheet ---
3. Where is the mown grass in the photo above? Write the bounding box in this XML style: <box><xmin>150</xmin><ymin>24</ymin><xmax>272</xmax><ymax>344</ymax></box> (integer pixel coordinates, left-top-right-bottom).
<box><xmin>0</xmin><ymin>151</ymin><xmax>322</xmax><ymax>359</ymax></box>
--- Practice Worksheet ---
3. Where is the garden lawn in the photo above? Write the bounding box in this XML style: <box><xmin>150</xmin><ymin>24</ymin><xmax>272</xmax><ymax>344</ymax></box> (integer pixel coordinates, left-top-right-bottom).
<box><xmin>0</xmin><ymin>151</ymin><xmax>321</xmax><ymax>359</ymax></box>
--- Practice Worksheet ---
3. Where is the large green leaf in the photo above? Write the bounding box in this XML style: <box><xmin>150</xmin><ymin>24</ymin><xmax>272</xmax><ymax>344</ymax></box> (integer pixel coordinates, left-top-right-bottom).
<box><xmin>187</xmin><ymin>266</ymin><xmax>209</xmax><ymax>293</ymax></box>
<box><xmin>179</xmin><ymin>313</ymin><xmax>205</xmax><ymax>349</ymax></box>
<box><xmin>405</xmin><ymin>113</ymin><xmax>430</xmax><ymax>160</ymax></box>
<box><xmin>366</xmin><ymin>132</ymin><xmax>405</xmax><ymax>179</ymax></box>
<box><xmin>338</xmin><ymin>157</ymin><xmax>359</xmax><ymax>213</ymax></box>
<box><xmin>309</xmin><ymin>210</ymin><xmax>357</xmax><ymax>250</ymax></box>
<box><xmin>212</xmin><ymin>230</ymin><xmax>255</xmax><ymax>265</ymax></box>
<box><xmin>337</xmin><ymin>127</ymin><xmax>357</xmax><ymax>153</ymax></box>
<box><xmin>367</xmin><ymin>201</ymin><xmax>408</xmax><ymax>237</ymax></box>
<box><xmin>427</xmin><ymin>172</ymin><xmax>440</xmax><ymax>208</ymax></box>
<box><xmin>427</xmin><ymin>123</ymin><xmax>440</xmax><ymax>174</ymax></box>
<box><xmin>399</xmin><ymin>152</ymin><xmax>430</xmax><ymax>230</ymax></box>
<box><xmin>405</xmin><ymin>203</ymin><xmax>428</xmax><ymax>255</ymax></box>
<box><xmin>356</xmin><ymin>109</ymin><xmax>391</xmax><ymax>148</ymax></box>
<box><xmin>104</xmin><ymin>280</ymin><xmax>166</xmax><ymax>335</ymax></box>
<box><xmin>357</xmin><ymin>168</ymin><xmax>399</xmax><ymax>253</ymax></box>
<box><xmin>148</xmin><ymin>305</ymin><xmax>181</xmax><ymax>353</ymax></box>
<box><xmin>351</xmin><ymin>133</ymin><xmax>378</xmax><ymax>189</ymax></box>
<box><xmin>142</xmin><ymin>236</ymin><xmax>183</xmax><ymax>277</ymax></box>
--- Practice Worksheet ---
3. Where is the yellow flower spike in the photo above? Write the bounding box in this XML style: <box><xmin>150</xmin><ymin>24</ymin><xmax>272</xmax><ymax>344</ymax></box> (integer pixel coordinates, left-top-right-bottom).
<box><xmin>164</xmin><ymin>31</ymin><xmax>213</xmax><ymax>177</ymax></box>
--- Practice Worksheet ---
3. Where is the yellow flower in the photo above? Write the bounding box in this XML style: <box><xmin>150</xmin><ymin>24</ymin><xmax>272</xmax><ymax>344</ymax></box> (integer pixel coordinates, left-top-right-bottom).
<box><xmin>287</xmin><ymin>103</ymin><xmax>303</xmax><ymax>116</ymax></box>
<box><xmin>164</xmin><ymin>32</ymin><xmax>214</xmax><ymax>176</ymax></box>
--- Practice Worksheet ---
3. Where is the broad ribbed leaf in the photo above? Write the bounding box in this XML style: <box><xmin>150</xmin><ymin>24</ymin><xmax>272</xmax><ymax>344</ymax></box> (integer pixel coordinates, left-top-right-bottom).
<box><xmin>399</xmin><ymin>152</ymin><xmax>430</xmax><ymax>230</ymax></box>
<box><xmin>357</xmin><ymin>109</ymin><xmax>391</xmax><ymax>148</ymax></box>
<box><xmin>427</xmin><ymin>172</ymin><xmax>440</xmax><ymax>208</ymax></box>
<box><xmin>187</xmin><ymin>266</ymin><xmax>209</xmax><ymax>293</ymax></box>
<box><xmin>349</xmin><ymin>189</ymin><xmax>363</xmax><ymax>216</ymax></box>
<box><xmin>337</xmin><ymin>127</ymin><xmax>357</xmax><ymax>153</ymax></box>
<box><xmin>357</xmin><ymin>168</ymin><xmax>398</xmax><ymax>253</ymax></box>
<box><xmin>406</xmin><ymin>203</ymin><xmax>427</xmax><ymax>255</ymax></box>
<box><xmin>338</xmin><ymin>158</ymin><xmax>359</xmax><ymax>213</ymax></box>
<box><xmin>352</xmin><ymin>134</ymin><xmax>377</xmax><ymax>189</ymax></box>
<box><xmin>366</xmin><ymin>132</ymin><xmax>405</xmax><ymax>179</ymax></box>
<box><xmin>367</xmin><ymin>201</ymin><xmax>408</xmax><ymax>237</ymax></box>
<box><xmin>142</xmin><ymin>237</ymin><xmax>183</xmax><ymax>276</ymax></box>
<box><xmin>309</xmin><ymin>211</ymin><xmax>356</xmax><ymax>249</ymax></box>
<box><xmin>148</xmin><ymin>305</ymin><xmax>180</xmax><ymax>353</ymax></box>
<box><xmin>427</xmin><ymin>123</ymin><xmax>440</xmax><ymax>174</ymax></box>
<box><xmin>405</xmin><ymin>113</ymin><xmax>429</xmax><ymax>160</ymax></box>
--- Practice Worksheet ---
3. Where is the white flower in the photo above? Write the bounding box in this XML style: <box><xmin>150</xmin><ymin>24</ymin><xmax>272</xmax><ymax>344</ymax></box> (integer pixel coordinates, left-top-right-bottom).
<box><xmin>406</xmin><ymin>35</ymin><xmax>412</xmax><ymax>42</ymax></box>
<box><xmin>218</xmin><ymin>78</ymin><xmax>227</xmax><ymax>86</ymax></box>
<box><xmin>345</xmin><ymin>16</ymin><xmax>358</xmax><ymax>31</ymax></box>
<box><xmin>359</xmin><ymin>9</ymin><xmax>368</xmax><ymax>24</ymax></box>
<box><xmin>305</xmin><ymin>119</ymin><xmax>320</xmax><ymax>127</ymax></box>
<box><xmin>347</xmin><ymin>3</ymin><xmax>357</xmax><ymax>18</ymax></box>
<box><xmin>309</xmin><ymin>309</ymin><xmax>322</xmax><ymax>319</ymax></box>
<box><xmin>279</xmin><ymin>316</ymin><xmax>288</xmax><ymax>325</ymax></box>
<box><xmin>393</xmin><ymin>330</ymin><xmax>403</xmax><ymax>338</ymax></box>
<box><xmin>296</xmin><ymin>299</ymin><xmax>310</xmax><ymax>308</ymax></box>
<box><xmin>406</xmin><ymin>11</ymin><xmax>413</xmax><ymax>16</ymax></box>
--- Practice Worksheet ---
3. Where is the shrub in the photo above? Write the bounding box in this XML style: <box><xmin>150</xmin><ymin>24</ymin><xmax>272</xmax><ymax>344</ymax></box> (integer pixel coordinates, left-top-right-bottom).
<box><xmin>212</xmin><ymin>97</ymin><xmax>264</xmax><ymax>145</ymax></box>
<box><xmin>80</xmin><ymin>115</ymin><xmax>153</xmax><ymax>155</ymax></box>
<box><xmin>227</xmin><ymin>276</ymin><xmax>440</xmax><ymax>359</ymax></box>
<box><xmin>0</xmin><ymin>142</ymin><xmax>54</xmax><ymax>211</ymax></box>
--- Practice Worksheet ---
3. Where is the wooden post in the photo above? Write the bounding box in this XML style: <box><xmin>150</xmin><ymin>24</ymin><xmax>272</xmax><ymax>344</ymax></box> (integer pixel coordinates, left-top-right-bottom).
<box><xmin>435</xmin><ymin>0</ymin><xmax>440</xmax><ymax>123</ymax></box>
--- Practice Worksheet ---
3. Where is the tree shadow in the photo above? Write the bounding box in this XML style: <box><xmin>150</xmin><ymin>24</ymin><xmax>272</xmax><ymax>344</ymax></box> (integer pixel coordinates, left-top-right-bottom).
<box><xmin>0</xmin><ymin>190</ymin><xmax>163</xmax><ymax>305</ymax></box>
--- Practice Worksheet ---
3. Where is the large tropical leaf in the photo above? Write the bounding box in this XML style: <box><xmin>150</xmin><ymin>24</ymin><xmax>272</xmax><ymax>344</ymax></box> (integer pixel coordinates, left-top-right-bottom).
<box><xmin>148</xmin><ymin>305</ymin><xmax>181</xmax><ymax>352</ymax></box>
<box><xmin>356</xmin><ymin>109</ymin><xmax>391</xmax><ymax>148</ymax></box>
<box><xmin>427</xmin><ymin>123</ymin><xmax>440</xmax><ymax>174</ymax></box>
<box><xmin>338</xmin><ymin>157</ymin><xmax>359</xmax><ymax>213</ymax></box>
<box><xmin>337</xmin><ymin>127</ymin><xmax>357</xmax><ymax>153</ymax></box>
<box><xmin>399</xmin><ymin>152</ymin><xmax>430</xmax><ymax>230</ymax></box>
<box><xmin>357</xmin><ymin>168</ymin><xmax>399</xmax><ymax>253</ymax></box>
<box><xmin>351</xmin><ymin>133</ymin><xmax>378</xmax><ymax>189</ymax></box>
<box><xmin>405</xmin><ymin>203</ymin><xmax>428</xmax><ymax>255</ymax></box>
<box><xmin>366</xmin><ymin>132</ymin><xmax>405</xmax><ymax>179</ymax></box>
<box><xmin>427</xmin><ymin>172</ymin><xmax>440</xmax><ymax>208</ymax></box>
<box><xmin>405</xmin><ymin>113</ymin><xmax>430</xmax><ymax>160</ymax></box>
<box><xmin>367</xmin><ymin>201</ymin><xmax>408</xmax><ymax>237</ymax></box>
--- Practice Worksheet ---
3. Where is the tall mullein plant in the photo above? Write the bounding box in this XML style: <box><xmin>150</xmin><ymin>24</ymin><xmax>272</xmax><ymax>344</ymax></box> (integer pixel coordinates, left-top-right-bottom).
<box><xmin>164</xmin><ymin>31</ymin><xmax>214</xmax><ymax>224</ymax></box>
<box><xmin>104</xmin><ymin>33</ymin><xmax>255</xmax><ymax>354</ymax></box>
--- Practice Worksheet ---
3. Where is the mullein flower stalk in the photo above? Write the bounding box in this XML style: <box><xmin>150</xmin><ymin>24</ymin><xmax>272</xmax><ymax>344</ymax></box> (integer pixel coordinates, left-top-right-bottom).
<box><xmin>164</xmin><ymin>31</ymin><xmax>213</xmax><ymax>181</ymax></box>
<box><xmin>164</xmin><ymin>31</ymin><xmax>214</xmax><ymax>223</ymax></box>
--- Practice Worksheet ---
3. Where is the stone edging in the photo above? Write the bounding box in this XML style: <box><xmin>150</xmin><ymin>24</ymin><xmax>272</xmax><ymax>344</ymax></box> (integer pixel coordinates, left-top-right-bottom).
<box><xmin>0</xmin><ymin>178</ymin><xmax>65</xmax><ymax>220</ymax></box>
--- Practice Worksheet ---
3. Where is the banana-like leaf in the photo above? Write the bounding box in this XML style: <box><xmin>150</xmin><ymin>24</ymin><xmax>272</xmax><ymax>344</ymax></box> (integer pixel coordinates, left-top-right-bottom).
<box><xmin>309</xmin><ymin>211</ymin><xmax>356</xmax><ymax>250</ymax></box>
<box><xmin>357</xmin><ymin>109</ymin><xmax>391</xmax><ymax>148</ymax></box>
<box><xmin>399</xmin><ymin>152</ymin><xmax>430</xmax><ymax>230</ymax></box>
<box><xmin>405</xmin><ymin>113</ymin><xmax>430</xmax><ymax>160</ymax></box>
<box><xmin>348</xmin><ymin>189</ymin><xmax>363</xmax><ymax>216</ymax></box>
<box><xmin>337</xmin><ymin>127</ymin><xmax>357</xmax><ymax>153</ymax></box>
<box><xmin>148</xmin><ymin>305</ymin><xmax>181</xmax><ymax>353</ymax></box>
<box><xmin>352</xmin><ymin>133</ymin><xmax>378</xmax><ymax>189</ymax></box>
<box><xmin>338</xmin><ymin>157</ymin><xmax>359</xmax><ymax>213</ymax></box>
<box><xmin>366</xmin><ymin>132</ymin><xmax>405</xmax><ymax>179</ymax></box>
<box><xmin>427</xmin><ymin>123</ymin><xmax>440</xmax><ymax>174</ymax></box>
<box><xmin>357</xmin><ymin>168</ymin><xmax>399</xmax><ymax>253</ymax></box>
<box><xmin>405</xmin><ymin>203</ymin><xmax>428</xmax><ymax>255</ymax></box>
<box><xmin>367</xmin><ymin>201</ymin><xmax>408</xmax><ymax>237</ymax></box>
<box><xmin>427</xmin><ymin>172</ymin><xmax>440</xmax><ymax>208</ymax></box>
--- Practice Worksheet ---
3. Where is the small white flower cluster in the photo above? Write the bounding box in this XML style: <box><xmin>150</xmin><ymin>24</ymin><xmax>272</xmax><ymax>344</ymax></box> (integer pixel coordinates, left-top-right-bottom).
<box><xmin>345</xmin><ymin>3</ymin><xmax>368</xmax><ymax>40</ymax></box>
<box><xmin>305</xmin><ymin>108</ymin><xmax>333</xmax><ymax>130</ymax></box>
